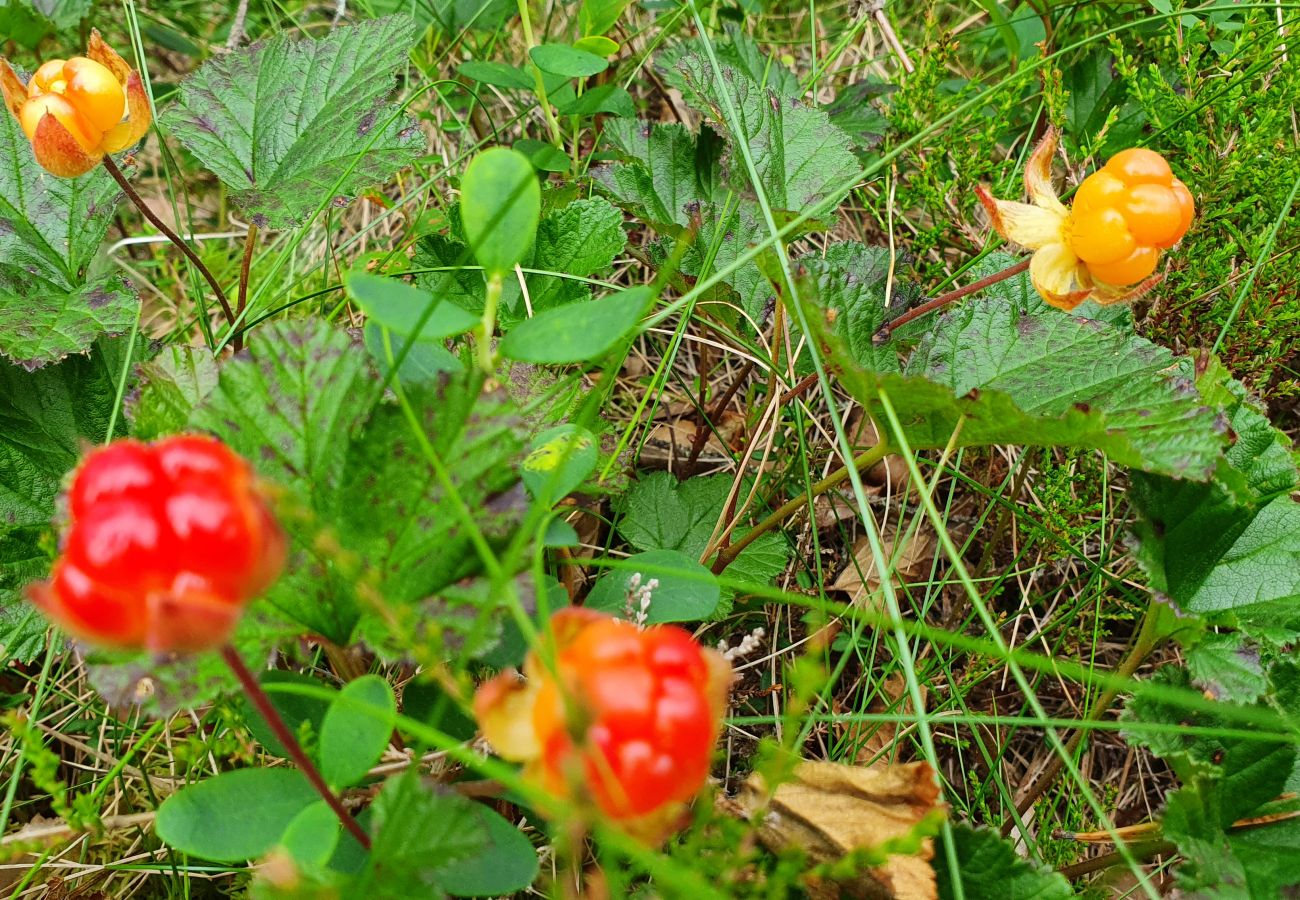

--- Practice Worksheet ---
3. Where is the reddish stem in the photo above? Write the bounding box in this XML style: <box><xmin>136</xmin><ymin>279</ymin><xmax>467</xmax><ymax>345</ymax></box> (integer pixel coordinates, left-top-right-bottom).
<box><xmin>876</xmin><ymin>257</ymin><xmax>1032</xmax><ymax>338</ymax></box>
<box><xmin>220</xmin><ymin>644</ymin><xmax>372</xmax><ymax>851</ymax></box>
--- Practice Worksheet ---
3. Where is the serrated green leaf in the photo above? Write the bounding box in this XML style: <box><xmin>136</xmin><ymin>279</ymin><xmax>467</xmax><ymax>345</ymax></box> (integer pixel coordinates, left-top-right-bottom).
<box><xmin>192</xmin><ymin>320</ymin><xmax>373</xmax><ymax>639</ymax></box>
<box><xmin>615</xmin><ymin>472</ymin><xmax>790</xmax><ymax>596</ymax></box>
<box><xmin>412</xmin><ymin>233</ymin><xmax>484</xmax><ymax>312</ymax></box>
<box><xmin>125</xmin><ymin>345</ymin><xmax>219</xmax><ymax>440</ymax></box>
<box><xmin>500</xmin><ymin>286</ymin><xmax>649</xmax><ymax>363</ymax></box>
<box><xmin>0</xmin><ymin>109</ymin><xmax>135</xmax><ymax>367</ymax></box>
<box><xmin>370</xmin><ymin>0</ymin><xmax>513</xmax><ymax>33</ymax></box>
<box><xmin>797</xmin><ymin>242</ymin><xmax>906</xmax><ymax>375</ymax></box>
<box><xmin>934</xmin><ymin>824</ymin><xmax>1072</xmax><ymax>900</ymax></box>
<box><xmin>586</xmin><ymin>549</ymin><xmax>721</xmax><ymax>622</ymax></box>
<box><xmin>164</xmin><ymin>17</ymin><xmax>424</xmax><ymax>229</ymax></box>
<box><xmin>320</xmin><ymin>674</ymin><xmax>397</xmax><ymax>788</ymax></box>
<box><xmin>517</xmin><ymin>197</ymin><xmax>625</xmax><ymax>312</ymax></box>
<box><xmin>460</xmin><ymin>147</ymin><xmax>541</xmax><ymax>277</ymax></box>
<box><xmin>1187</xmin><ymin>634</ymin><xmax>1268</xmax><ymax>703</ymax></box>
<box><xmin>0</xmin><ymin>0</ymin><xmax>91</xmax><ymax>49</ymax></box>
<box><xmin>338</xmin><ymin>377</ymin><xmax>524</xmax><ymax>606</ymax></box>
<box><xmin>595</xmin><ymin>119</ymin><xmax>722</xmax><ymax>232</ymax></box>
<box><xmin>0</xmin><ymin>528</ymin><xmax>47</xmax><ymax>665</ymax></box>
<box><xmin>156</xmin><ymin>767</ymin><xmax>318</xmax><ymax>862</ymax></box>
<box><xmin>436</xmin><ymin>803</ymin><xmax>539</xmax><ymax>897</ymax></box>
<box><xmin>522</xmin><ymin>424</ymin><xmax>597</xmax><ymax>503</ymax></box>
<box><xmin>661</xmin><ymin>24</ymin><xmax>800</xmax><ymax>99</ymax></box>
<box><xmin>362</xmin><ymin>772</ymin><xmax>489</xmax><ymax>894</ymax></box>
<box><xmin>800</xmin><ymin>274</ymin><xmax>1226</xmax><ymax>479</ymax></box>
<box><xmin>667</xmin><ymin>54</ymin><xmax>860</xmax><ymax>217</ymax></box>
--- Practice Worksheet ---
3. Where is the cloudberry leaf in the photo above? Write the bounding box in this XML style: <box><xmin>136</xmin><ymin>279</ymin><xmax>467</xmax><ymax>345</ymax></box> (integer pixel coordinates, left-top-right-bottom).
<box><xmin>934</xmin><ymin>825</ymin><xmax>1072</xmax><ymax>900</ymax></box>
<box><xmin>125</xmin><ymin>345</ymin><xmax>220</xmax><ymax>440</ymax></box>
<box><xmin>0</xmin><ymin>108</ymin><xmax>135</xmax><ymax>367</ymax></box>
<box><xmin>798</xmin><ymin>259</ymin><xmax>1226</xmax><ymax>480</ymax></box>
<box><xmin>362</xmin><ymin>772</ymin><xmax>490</xmax><ymax>894</ymax></box>
<box><xmin>370</xmin><ymin>0</ymin><xmax>513</xmax><ymax>35</ymax></box>
<box><xmin>667</xmin><ymin>54</ymin><xmax>860</xmax><ymax>218</ymax></box>
<box><xmin>661</xmin><ymin>23</ymin><xmax>800</xmax><ymax>99</ymax></box>
<box><xmin>163</xmin><ymin>17</ymin><xmax>424</xmax><ymax>229</ymax></box>
<box><xmin>595</xmin><ymin>119</ymin><xmax>723</xmax><ymax>233</ymax></box>
<box><xmin>192</xmin><ymin>320</ymin><xmax>373</xmax><ymax>640</ymax></box>
<box><xmin>0</xmin><ymin>529</ymin><xmax>47</xmax><ymax>665</ymax></box>
<box><xmin>585</xmin><ymin>549</ymin><xmax>721</xmax><ymax>622</ymax></box>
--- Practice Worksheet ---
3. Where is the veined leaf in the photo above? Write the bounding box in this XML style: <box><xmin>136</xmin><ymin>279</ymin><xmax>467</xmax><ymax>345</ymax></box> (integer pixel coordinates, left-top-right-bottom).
<box><xmin>595</xmin><ymin>119</ymin><xmax>723</xmax><ymax>233</ymax></box>
<box><xmin>0</xmin><ymin>108</ymin><xmax>134</xmax><ymax>367</ymax></box>
<box><xmin>934</xmin><ymin>825</ymin><xmax>1072</xmax><ymax>900</ymax></box>
<box><xmin>164</xmin><ymin>17</ymin><xmax>424</xmax><ymax>229</ymax></box>
<box><xmin>799</xmin><ymin>271</ymin><xmax>1226</xmax><ymax>480</ymax></box>
<box><xmin>667</xmin><ymin>54</ymin><xmax>860</xmax><ymax>218</ymax></box>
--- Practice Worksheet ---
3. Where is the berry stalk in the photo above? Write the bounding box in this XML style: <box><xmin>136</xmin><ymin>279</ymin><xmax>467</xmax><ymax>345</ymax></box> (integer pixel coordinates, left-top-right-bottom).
<box><xmin>220</xmin><ymin>645</ymin><xmax>372</xmax><ymax>851</ymax></box>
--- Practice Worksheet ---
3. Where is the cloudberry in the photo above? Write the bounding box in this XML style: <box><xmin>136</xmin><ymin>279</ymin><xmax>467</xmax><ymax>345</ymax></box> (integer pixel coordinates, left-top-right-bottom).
<box><xmin>26</xmin><ymin>436</ymin><xmax>285</xmax><ymax>653</ymax></box>
<box><xmin>474</xmin><ymin>608</ymin><xmax>732</xmax><ymax>842</ymax></box>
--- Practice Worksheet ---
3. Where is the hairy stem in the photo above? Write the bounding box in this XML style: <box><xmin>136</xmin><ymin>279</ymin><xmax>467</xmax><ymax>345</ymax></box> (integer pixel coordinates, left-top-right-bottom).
<box><xmin>102</xmin><ymin>156</ymin><xmax>237</xmax><ymax>329</ymax></box>
<box><xmin>876</xmin><ymin>257</ymin><xmax>1032</xmax><ymax>338</ymax></box>
<box><xmin>220</xmin><ymin>645</ymin><xmax>372</xmax><ymax>851</ymax></box>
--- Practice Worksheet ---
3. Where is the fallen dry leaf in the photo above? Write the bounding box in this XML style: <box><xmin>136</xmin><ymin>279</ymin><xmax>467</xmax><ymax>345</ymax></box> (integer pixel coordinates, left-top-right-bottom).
<box><xmin>829</xmin><ymin>525</ymin><xmax>937</xmax><ymax>613</ymax></box>
<box><xmin>838</xmin><ymin>673</ymin><xmax>927</xmax><ymax>768</ymax></box>
<box><xmin>721</xmin><ymin>760</ymin><xmax>944</xmax><ymax>899</ymax></box>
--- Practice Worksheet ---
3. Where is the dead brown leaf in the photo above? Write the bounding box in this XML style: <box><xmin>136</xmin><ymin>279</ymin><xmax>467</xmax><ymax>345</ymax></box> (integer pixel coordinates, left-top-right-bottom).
<box><xmin>829</xmin><ymin>525</ymin><xmax>936</xmax><ymax>613</ymax></box>
<box><xmin>722</xmin><ymin>760</ymin><xmax>943</xmax><ymax>899</ymax></box>
<box><xmin>839</xmin><ymin>673</ymin><xmax>927</xmax><ymax>768</ymax></box>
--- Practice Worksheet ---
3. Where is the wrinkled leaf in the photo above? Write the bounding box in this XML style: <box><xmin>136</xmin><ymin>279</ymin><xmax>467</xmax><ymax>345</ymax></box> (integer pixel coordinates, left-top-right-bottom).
<box><xmin>164</xmin><ymin>17</ymin><xmax>424</xmax><ymax>229</ymax></box>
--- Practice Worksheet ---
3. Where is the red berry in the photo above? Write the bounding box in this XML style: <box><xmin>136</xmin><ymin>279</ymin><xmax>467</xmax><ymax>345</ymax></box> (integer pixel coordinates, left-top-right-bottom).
<box><xmin>533</xmin><ymin>613</ymin><xmax>725</xmax><ymax>819</ymax></box>
<box><xmin>26</xmin><ymin>436</ymin><xmax>286</xmax><ymax>653</ymax></box>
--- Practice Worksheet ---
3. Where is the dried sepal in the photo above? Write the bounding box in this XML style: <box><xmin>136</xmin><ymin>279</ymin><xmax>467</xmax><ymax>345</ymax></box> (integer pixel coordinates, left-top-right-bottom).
<box><xmin>0</xmin><ymin>60</ymin><xmax>25</xmax><ymax>119</ymax></box>
<box><xmin>31</xmin><ymin>111</ymin><xmax>100</xmax><ymax>177</ymax></box>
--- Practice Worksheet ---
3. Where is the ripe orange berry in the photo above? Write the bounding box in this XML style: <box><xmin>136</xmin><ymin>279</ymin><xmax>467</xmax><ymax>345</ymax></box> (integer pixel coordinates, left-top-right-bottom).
<box><xmin>1072</xmin><ymin>171</ymin><xmax>1128</xmax><ymax>215</ymax></box>
<box><xmin>19</xmin><ymin>94</ymin><xmax>98</xmax><ymax>151</ymax></box>
<box><xmin>62</xmin><ymin>57</ymin><xmax>126</xmax><ymax>132</ymax></box>
<box><xmin>1163</xmin><ymin>178</ymin><xmax>1195</xmax><ymax>247</ymax></box>
<box><xmin>1104</xmin><ymin>147</ymin><xmax>1173</xmax><ymax>186</ymax></box>
<box><xmin>1085</xmin><ymin>245</ymin><xmax>1160</xmax><ymax>286</ymax></box>
<box><xmin>26</xmin><ymin>436</ymin><xmax>286</xmax><ymax>653</ymax></box>
<box><xmin>1121</xmin><ymin>183</ymin><xmax>1185</xmax><ymax>246</ymax></box>
<box><xmin>1069</xmin><ymin>207</ymin><xmax>1136</xmax><ymax>264</ymax></box>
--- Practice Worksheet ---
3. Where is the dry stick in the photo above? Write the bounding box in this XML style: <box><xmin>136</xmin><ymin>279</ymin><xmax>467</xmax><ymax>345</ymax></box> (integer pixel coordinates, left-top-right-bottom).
<box><xmin>683</xmin><ymin>359</ymin><xmax>756</xmax><ymax>478</ymax></box>
<box><xmin>102</xmin><ymin>156</ymin><xmax>237</xmax><ymax>328</ymax></box>
<box><xmin>712</xmin><ymin>442</ymin><xmax>891</xmax><ymax>575</ymax></box>
<box><xmin>875</xmin><ymin>257</ymin><xmax>1032</xmax><ymax>339</ymax></box>
<box><xmin>1057</xmin><ymin>842</ymin><xmax>1174</xmax><ymax>882</ymax></box>
<box><xmin>220</xmin><ymin>645</ymin><xmax>372</xmax><ymax>851</ymax></box>
<box><xmin>233</xmin><ymin>223</ymin><xmax>258</xmax><ymax>353</ymax></box>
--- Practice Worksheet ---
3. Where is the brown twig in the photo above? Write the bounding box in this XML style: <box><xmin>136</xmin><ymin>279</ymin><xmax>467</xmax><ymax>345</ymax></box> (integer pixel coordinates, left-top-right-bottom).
<box><xmin>876</xmin><ymin>258</ymin><xmax>1032</xmax><ymax>339</ymax></box>
<box><xmin>102</xmin><ymin>155</ymin><xmax>237</xmax><ymax>328</ymax></box>
<box><xmin>220</xmin><ymin>645</ymin><xmax>372</xmax><ymax>850</ymax></box>
<box><xmin>683</xmin><ymin>359</ymin><xmax>755</xmax><ymax>477</ymax></box>
<box><xmin>233</xmin><ymin>223</ymin><xmax>258</xmax><ymax>352</ymax></box>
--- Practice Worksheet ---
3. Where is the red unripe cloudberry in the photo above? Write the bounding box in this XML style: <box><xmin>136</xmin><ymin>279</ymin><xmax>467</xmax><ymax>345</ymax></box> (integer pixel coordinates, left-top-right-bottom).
<box><xmin>26</xmin><ymin>435</ymin><xmax>285</xmax><ymax>653</ymax></box>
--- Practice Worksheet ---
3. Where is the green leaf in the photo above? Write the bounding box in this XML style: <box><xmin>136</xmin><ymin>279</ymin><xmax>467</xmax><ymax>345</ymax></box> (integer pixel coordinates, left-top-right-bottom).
<box><xmin>573</xmin><ymin>35</ymin><xmax>618</xmax><ymax>58</ymax></box>
<box><xmin>506</xmin><ymin>197</ymin><xmax>626</xmax><ymax>316</ymax></box>
<box><xmin>412</xmin><ymin>233</ymin><xmax>484</xmax><ymax>312</ymax></box>
<box><xmin>460</xmin><ymin>148</ymin><xmax>541</xmax><ymax>278</ymax></box>
<box><xmin>163</xmin><ymin>17</ymin><xmax>424</xmax><ymax>229</ymax></box>
<box><xmin>0</xmin><ymin>108</ymin><xmax>135</xmax><ymax>367</ymax></box>
<box><xmin>279</xmin><ymin>800</ymin><xmax>342</xmax><ymax>868</ymax></box>
<box><xmin>0</xmin><ymin>0</ymin><xmax>91</xmax><ymax>49</ymax></box>
<box><xmin>362</xmin><ymin>772</ymin><xmax>489</xmax><ymax>894</ymax></box>
<box><xmin>522</xmin><ymin>424</ymin><xmax>598</xmax><ymax>503</ymax></box>
<box><xmin>514</xmin><ymin>138</ymin><xmax>569</xmax><ymax>173</ymax></box>
<box><xmin>364</xmin><ymin>324</ymin><xmax>463</xmax><ymax>383</ymax></box>
<box><xmin>661</xmin><ymin>24</ymin><xmax>800</xmax><ymax>98</ymax></box>
<box><xmin>557</xmin><ymin>83</ymin><xmax>635</xmax><ymax>118</ymax></box>
<box><xmin>0</xmin><ymin>529</ymin><xmax>47</xmax><ymax>665</ymax></box>
<box><xmin>155</xmin><ymin>768</ymin><xmax>317</xmax><ymax>862</ymax></box>
<box><xmin>586</xmin><ymin>549</ymin><xmax>721</xmax><ymax>622</ymax></box>
<box><xmin>1129</xmin><ymin>363</ymin><xmax>1300</xmax><ymax>635</ymax></box>
<box><xmin>437</xmin><ymin>804</ymin><xmax>538</xmax><ymax>897</ymax></box>
<box><xmin>457</xmin><ymin>60</ymin><xmax>534</xmax><ymax>89</ymax></box>
<box><xmin>578</xmin><ymin>0</ymin><xmax>629</xmax><ymax>36</ymax></box>
<box><xmin>595</xmin><ymin>119</ymin><xmax>722</xmax><ymax>232</ymax></box>
<box><xmin>934</xmin><ymin>824</ymin><xmax>1072</xmax><ymax>900</ymax></box>
<box><xmin>1187</xmin><ymin>634</ymin><xmax>1268</xmax><ymax>704</ymax></box>
<box><xmin>125</xmin><ymin>345</ymin><xmax>219</xmax><ymax>440</ymax></box>
<box><xmin>797</xmin><ymin>242</ymin><xmax>906</xmax><ymax>375</ymax></box>
<box><xmin>338</xmin><ymin>377</ymin><xmax>525</xmax><ymax>607</ymax></box>
<box><xmin>344</xmin><ymin>271</ymin><xmax>479</xmax><ymax>341</ymax></box>
<box><xmin>529</xmin><ymin>43</ymin><xmax>608</xmax><ymax>78</ymax></box>
<box><xmin>1</xmin><ymin>337</ymin><xmax>131</xmax><ymax>528</ymax></box>
<box><xmin>500</xmin><ymin>286</ymin><xmax>650</xmax><ymax>364</ymax></box>
<box><xmin>192</xmin><ymin>320</ymin><xmax>374</xmax><ymax>639</ymax></box>
<box><xmin>242</xmin><ymin>670</ymin><xmax>335</xmax><ymax>761</ymax></box>
<box><xmin>666</xmin><ymin>54</ymin><xmax>860</xmax><ymax>217</ymax></box>
<box><xmin>615</xmin><ymin>472</ymin><xmax>790</xmax><ymax>596</ymax></box>
<box><xmin>799</xmin><ymin>272</ymin><xmax>1226</xmax><ymax>479</ymax></box>
<box><xmin>320</xmin><ymin>674</ymin><xmax>397</xmax><ymax>788</ymax></box>
<box><xmin>370</xmin><ymin>0</ymin><xmax>513</xmax><ymax>34</ymax></box>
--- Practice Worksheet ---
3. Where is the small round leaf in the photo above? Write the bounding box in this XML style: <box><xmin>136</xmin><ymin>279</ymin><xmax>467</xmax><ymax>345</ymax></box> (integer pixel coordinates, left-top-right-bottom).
<box><xmin>529</xmin><ymin>43</ymin><xmax>609</xmax><ymax>77</ymax></box>
<box><xmin>156</xmin><ymin>768</ymin><xmax>317</xmax><ymax>862</ymax></box>
<box><xmin>319</xmin><ymin>674</ymin><xmax>397</xmax><ymax>788</ymax></box>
